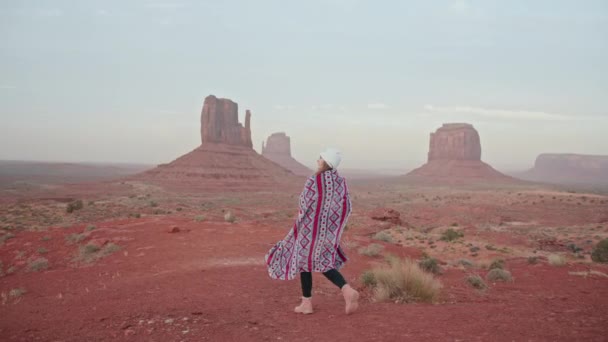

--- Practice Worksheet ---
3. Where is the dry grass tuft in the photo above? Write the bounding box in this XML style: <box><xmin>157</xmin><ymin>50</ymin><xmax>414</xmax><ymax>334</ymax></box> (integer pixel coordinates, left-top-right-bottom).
<box><xmin>362</xmin><ymin>257</ymin><xmax>441</xmax><ymax>303</ymax></box>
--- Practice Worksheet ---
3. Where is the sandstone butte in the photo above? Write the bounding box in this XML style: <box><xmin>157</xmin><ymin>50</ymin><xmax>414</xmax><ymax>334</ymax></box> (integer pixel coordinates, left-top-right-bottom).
<box><xmin>132</xmin><ymin>95</ymin><xmax>298</xmax><ymax>190</ymax></box>
<box><xmin>407</xmin><ymin>123</ymin><xmax>514</xmax><ymax>183</ymax></box>
<box><xmin>262</xmin><ymin>132</ymin><xmax>312</xmax><ymax>177</ymax></box>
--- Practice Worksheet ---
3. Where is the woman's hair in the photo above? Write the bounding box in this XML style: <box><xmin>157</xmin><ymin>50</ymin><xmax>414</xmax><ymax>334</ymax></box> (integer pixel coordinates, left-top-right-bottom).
<box><xmin>316</xmin><ymin>159</ymin><xmax>333</xmax><ymax>175</ymax></box>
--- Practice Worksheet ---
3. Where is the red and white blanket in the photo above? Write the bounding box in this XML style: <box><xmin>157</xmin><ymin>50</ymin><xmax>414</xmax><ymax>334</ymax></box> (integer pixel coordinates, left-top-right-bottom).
<box><xmin>265</xmin><ymin>169</ymin><xmax>352</xmax><ymax>280</ymax></box>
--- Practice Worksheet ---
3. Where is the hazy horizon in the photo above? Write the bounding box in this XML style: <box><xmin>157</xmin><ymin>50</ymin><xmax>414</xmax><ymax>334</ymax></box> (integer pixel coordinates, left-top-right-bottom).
<box><xmin>1</xmin><ymin>0</ymin><xmax>607</xmax><ymax>171</ymax></box>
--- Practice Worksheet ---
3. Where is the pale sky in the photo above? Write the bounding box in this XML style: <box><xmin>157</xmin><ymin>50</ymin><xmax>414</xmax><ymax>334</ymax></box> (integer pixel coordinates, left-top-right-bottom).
<box><xmin>1</xmin><ymin>0</ymin><xmax>607</xmax><ymax>171</ymax></box>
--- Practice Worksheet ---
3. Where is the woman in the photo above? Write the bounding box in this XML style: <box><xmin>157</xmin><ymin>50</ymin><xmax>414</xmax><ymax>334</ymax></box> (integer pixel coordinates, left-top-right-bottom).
<box><xmin>265</xmin><ymin>148</ymin><xmax>359</xmax><ymax>315</ymax></box>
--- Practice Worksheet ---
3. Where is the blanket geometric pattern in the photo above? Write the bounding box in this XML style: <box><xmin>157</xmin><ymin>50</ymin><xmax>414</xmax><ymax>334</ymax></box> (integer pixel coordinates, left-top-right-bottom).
<box><xmin>265</xmin><ymin>169</ymin><xmax>352</xmax><ymax>280</ymax></box>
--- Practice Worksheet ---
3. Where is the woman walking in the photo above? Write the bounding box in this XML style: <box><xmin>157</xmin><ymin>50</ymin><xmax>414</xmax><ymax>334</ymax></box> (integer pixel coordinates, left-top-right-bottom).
<box><xmin>265</xmin><ymin>148</ymin><xmax>359</xmax><ymax>315</ymax></box>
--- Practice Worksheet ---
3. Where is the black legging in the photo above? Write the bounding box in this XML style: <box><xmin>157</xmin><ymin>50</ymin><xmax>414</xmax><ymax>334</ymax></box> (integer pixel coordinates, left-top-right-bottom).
<box><xmin>300</xmin><ymin>269</ymin><xmax>347</xmax><ymax>298</ymax></box>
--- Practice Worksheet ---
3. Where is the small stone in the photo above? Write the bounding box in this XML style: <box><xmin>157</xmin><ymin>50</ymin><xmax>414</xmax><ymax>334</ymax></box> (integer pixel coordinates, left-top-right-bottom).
<box><xmin>169</xmin><ymin>226</ymin><xmax>180</xmax><ymax>234</ymax></box>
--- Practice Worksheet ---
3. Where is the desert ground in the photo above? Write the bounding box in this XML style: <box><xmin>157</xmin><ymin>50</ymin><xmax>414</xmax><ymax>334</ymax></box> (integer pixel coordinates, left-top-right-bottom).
<box><xmin>1</xmin><ymin>174</ymin><xmax>607</xmax><ymax>342</ymax></box>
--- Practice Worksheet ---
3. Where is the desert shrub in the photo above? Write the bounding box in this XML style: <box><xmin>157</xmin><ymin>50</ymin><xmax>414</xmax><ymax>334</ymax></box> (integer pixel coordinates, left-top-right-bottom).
<box><xmin>27</xmin><ymin>258</ymin><xmax>49</xmax><ymax>272</ymax></box>
<box><xmin>194</xmin><ymin>215</ymin><xmax>205</xmax><ymax>222</ymax></box>
<box><xmin>488</xmin><ymin>259</ymin><xmax>505</xmax><ymax>270</ymax></box>
<box><xmin>548</xmin><ymin>254</ymin><xmax>566</xmax><ymax>267</ymax></box>
<box><xmin>527</xmin><ymin>256</ymin><xmax>539</xmax><ymax>264</ymax></box>
<box><xmin>66</xmin><ymin>200</ymin><xmax>84</xmax><ymax>213</ymax></box>
<box><xmin>100</xmin><ymin>243</ymin><xmax>121</xmax><ymax>257</ymax></box>
<box><xmin>77</xmin><ymin>243</ymin><xmax>121</xmax><ymax>263</ymax></box>
<box><xmin>37</xmin><ymin>247</ymin><xmax>48</xmax><ymax>254</ymax></box>
<box><xmin>363</xmin><ymin>258</ymin><xmax>441</xmax><ymax>303</ymax></box>
<box><xmin>149</xmin><ymin>201</ymin><xmax>158</xmax><ymax>207</ymax></box>
<box><xmin>591</xmin><ymin>238</ymin><xmax>608</xmax><ymax>263</ymax></box>
<box><xmin>41</xmin><ymin>236</ymin><xmax>51</xmax><ymax>241</ymax></box>
<box><xmin>358</xmin><ymin>243</ymin><xmax>384</xmax><ymax>257</ymax></box>
<box><xmin>85</xmin><ymin>225</ymin><xmax>96</xmax><ymax>232</ymax></box>
<box><xmin>486</xmin><ymin>268</ymin><xmax>513</xmax><ymax>282</ymax></box>
<box><xmin>360</xmin><ymin>270</ymin><xmax>377</xmax><ymax>287</ymax></box>
<box><xmin>9</xmin><ymin>288</ymin><xmax>26</xmax><ymax>298</ymax></box>
<box><xmin>65</xmin><ymin>233</ymin><xmax>86</xmax><ymax>245</ymax></box>
<box><xmin>466</xmin><ymin>274</ymin><xmax>487</xmax><ymax>289</ymax></box>
<box><xmin>440</xmin><ymin>228</ymin><xmax>464</xmax><ymax>242</ymax></box>
<box><xmin>373</xmin><ymin>231</ymin><xmax>394</xmax><ymax>243</ymax></box>
<box><xmin>224</xmin><ymin>212</ymin><xmax>236</xmax><ymax>223</ymax></box>
<box><xmin>418</xmin><ymin>257</ymin><xmax>441</xmax><ymax>275</ymax></box>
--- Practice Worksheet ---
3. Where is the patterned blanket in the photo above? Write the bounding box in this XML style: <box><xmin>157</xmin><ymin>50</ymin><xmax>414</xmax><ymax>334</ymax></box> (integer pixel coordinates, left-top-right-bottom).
<box><xmin>265</xmin><ymin>169</ymin><xmax>352</xmax><ymax>280</ymax></box>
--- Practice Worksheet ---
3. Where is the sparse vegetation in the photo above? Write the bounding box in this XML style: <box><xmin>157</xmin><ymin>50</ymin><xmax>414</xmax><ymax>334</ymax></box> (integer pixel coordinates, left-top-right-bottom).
<box><xmin>360</xmin><ymin>270</ymin><xmax>377</xmax><ymax>287</ymax></box>
<box><xmin>194</xmin><ymin>215</ymin><xmax>205</xmax><ymax>222</ymax></box>
<box><xmin>66</xmin><ymin>200</ymin><xmax>84</xmax><ymax>213</ymax></box>
<box><xmin>362</xmin><ymin>257</ymin><xmax>441</xmax><ymax>303</ymax></box>
<box><xmin>149</xmin><ymin>201</ymin><xmax>158</xmax><ymax>207</ymax></box>
<box><xmin>466</xmin><ymin>274</ymin><xmax>487</xmax><ymax>289</ymax></box>
<box><xmin>77</xmin><ymin>243</ymin><xmax>121</xmax><ymax>263</ymax></box>
<box><xmin>440</xmin><ymin>228</ymin><xmax>464</xmax><ymax>242</ymax></box>
<box><xmin>373</xmin><ymin>231</ymin><xmax>394</xmax><ymax>243</ymax></box>
<box><xmin>9</xmin><ymin>288</ymin><xmax>26</xmax><ymax>298</ymax></box>
<box><xmin>527</xmin><ymin>256</ymin><xmax>539</xmax><ymax>264</ymax></box>
<box><xmin>358</xmin><ymin>243</ymin><xmax>384</xmax><ymax>257</ymax></box>
<box><xmin>224</xmin><ymin>212</ymin><xmax>236</xmax><ymax>223</ymax></box>
<box><xmin>591</xmin><ymin>238</ymin><xmax>608</xmax><ymax>263</ymax></box>
<box><xmin>418</xmin><ymin>257</ymin><xmax>441</xmax><ymax>275</ymax></box>
<box><xmin>66</xmin><ymin>233</ymin><xmax>86</xmax><ymax>245</ymax></box>
<box><xmin>28</xmin><ymin>257</ymin><xmax>49</xmax><ymax>272</ymax></box>
<box><xmin>0</xmin><ymin>232</ymin><xmax>16</xmax><ymax>245</ymax></box>
<box><xmin>488</xmin><ymin>259</ymin><xmax>505</xmax><ymax>270</ymax></box>
<box><xmin>486</xmin><ymin>268</ymin><xmax>513</xmax><ymax>282</ymax></box>
<box><xmin>41</xmin><ymin>236</ymin><xmax>51</xmax><ymax>241</ymax></box>
<box><xmin>85</xmin><ymin>225</ymin><xmax>96</xmax><ymax>232</ymax></box>
<box><xmin>37</xmin><ymin>247</ymin><xmax>48</xmax><ymax>254</ymax></box>
<box><xmin>548</xmin><ymin>254</ymin><xmax>566</xmax><ymax>267</ymax></box>
<box><xmin>458</xmin><ymin>259</ymin><xmax>474</xmax><ymax>268</ymax></box>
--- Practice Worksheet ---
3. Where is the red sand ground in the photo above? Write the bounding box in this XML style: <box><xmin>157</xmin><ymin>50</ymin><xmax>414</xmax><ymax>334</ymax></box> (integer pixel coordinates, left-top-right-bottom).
<box><xmin>1</xmin><ymin>179</ymin><xmax>608</xmax><ymax>341</ymax></box>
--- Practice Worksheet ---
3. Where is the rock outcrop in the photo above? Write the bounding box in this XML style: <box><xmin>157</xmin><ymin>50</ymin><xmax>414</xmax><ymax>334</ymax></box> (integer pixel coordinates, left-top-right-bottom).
<box><xmin>428</xmin><ymin>123</ymin><xmax>481</xmax><ymax>161</ymax></box>
<box><xmin>134</xmin><ymin>95</ymin><xmax>298</xmax><ymax>189</ymax></box>
<box><xmin>407</xmin><ymin>123</ymin><xmax>513</xmax><ymax>183</ymax></box>
<box><xmin>262</xmin><ymin>133</ymin><xmax>312</xmax><ymax>176</ymax></box>
<box><xmin>200</xmin><ymin>95</ymin><xmax>252</xmax><ymax>148</ymax></box>
<box><xmin>518</xmin><ymin>154</ymin><xmax>608</xmax><ymax>184</ymax></box>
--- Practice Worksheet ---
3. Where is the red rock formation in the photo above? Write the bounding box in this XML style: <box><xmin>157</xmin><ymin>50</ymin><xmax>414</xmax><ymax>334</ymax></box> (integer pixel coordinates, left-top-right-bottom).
<box><xmin>133</xmin><ymin>96</ymin><xmax>298</xmax><ymax>189</ymax></box>
<box><xmin>428</xmin><ymin>123</ymin><xmax>481</xmax><ymax>161</ymax></box>
<box><xmin>200</xmin><ymin>95</ymin><xmax>252</xmax><ymax>148</ymax></box>
<box><xmin>407</xmin><ymin>123</ymin><xmax>513</xmax><ymax>183</ymax></box>
<box><xmin>518</xmin><ymin>154</ymin><xmax>608</xmax><ymax>184</ymax></box>
<box><xmin>262</xmin><ymin>133</ymin><xmax>312</xmax><ymax>176</ymax></box>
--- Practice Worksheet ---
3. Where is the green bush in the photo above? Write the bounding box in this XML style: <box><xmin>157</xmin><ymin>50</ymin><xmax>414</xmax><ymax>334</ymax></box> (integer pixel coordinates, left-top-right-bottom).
<box><xmin>418</xmin><ymin>257</ymin><xmax>441</xmax><ymax>275</ymax></box>
<box><xmin>440</xmin><ymin>228</ymin><xmax>464</xmax><ymax>242</ymax></box>
<box><xmin>466</xmin><ymin>274</ymin><xmax>487</xmax><ymax>289</ymax></box>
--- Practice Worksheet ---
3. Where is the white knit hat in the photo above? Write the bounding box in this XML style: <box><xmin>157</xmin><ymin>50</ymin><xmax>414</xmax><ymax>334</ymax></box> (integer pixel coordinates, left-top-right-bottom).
<box><xmin>320</xmin><ymin>148</ymin><xmax>342</xmax><ymax>169</ymax></box>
